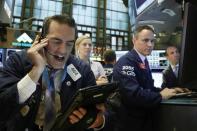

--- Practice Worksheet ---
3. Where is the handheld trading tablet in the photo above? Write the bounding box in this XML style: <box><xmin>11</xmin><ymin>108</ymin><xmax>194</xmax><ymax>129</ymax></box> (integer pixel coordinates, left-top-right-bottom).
<box><xmin>51</xmin><ymin>82</ymin><xmax>119</xmax><ymax>131</ymax></box>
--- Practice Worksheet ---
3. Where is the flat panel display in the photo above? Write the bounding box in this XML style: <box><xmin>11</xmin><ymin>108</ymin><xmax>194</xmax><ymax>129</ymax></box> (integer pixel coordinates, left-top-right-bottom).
<box><xmin>147</xmin><ymin>50</ymin><xmax>168</xmax><ymax>70</ymax></box>
<box><xmin>115</xmin><ymin>51</ymin><xmax>128</xmax><ymax>61</ymax></box>
<box><xmin>152</xmin><ymin>72</ymin><xmax>162</xmax><ymax>88</ymax></box>
<box><xmin>134</xmin><ymin>0</ymin><xmax>155</xmax><ymax>15</ymax></box>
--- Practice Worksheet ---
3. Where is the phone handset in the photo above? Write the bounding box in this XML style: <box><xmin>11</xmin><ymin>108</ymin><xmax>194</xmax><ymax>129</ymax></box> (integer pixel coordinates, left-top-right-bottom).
<box><xmin>38</xmin><ymin>24</ymin><xmax>45</xmax><ymax>43</ymax></box>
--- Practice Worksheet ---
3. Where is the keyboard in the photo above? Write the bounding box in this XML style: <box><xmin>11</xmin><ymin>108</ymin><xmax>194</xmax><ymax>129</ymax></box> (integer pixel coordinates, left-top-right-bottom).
<box><xmin>171</xmin><ymin>92</ymin><xmax>197</xmax><ymax>99</ymax></box>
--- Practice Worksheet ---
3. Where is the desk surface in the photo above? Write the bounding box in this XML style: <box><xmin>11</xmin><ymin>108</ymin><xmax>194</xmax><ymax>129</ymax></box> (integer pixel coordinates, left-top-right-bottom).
<box><xmin>162</xmin><ymin>98</ymin><xmax>197</xmax><ymax>105</ymax></box>
<box><xmin>155</xmin><ymin>99</ymin><xmax>197</xmax><ymax>131</ymax></box>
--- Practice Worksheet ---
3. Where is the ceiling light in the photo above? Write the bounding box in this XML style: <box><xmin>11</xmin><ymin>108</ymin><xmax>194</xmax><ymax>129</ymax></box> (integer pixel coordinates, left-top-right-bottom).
<box><xmin>138</xmin><ymin>20</ymin><xmax>165</xmax><ymax>24</ymax></box>
<box><xmin>161</xmin><ymin>9</ymin><xmax>176</xmax><ymax>16</ymax></box>
<box><xmin>157</xmin><ymin>0</ymin><xmax>165</xmax><ymax>5</ymax></box>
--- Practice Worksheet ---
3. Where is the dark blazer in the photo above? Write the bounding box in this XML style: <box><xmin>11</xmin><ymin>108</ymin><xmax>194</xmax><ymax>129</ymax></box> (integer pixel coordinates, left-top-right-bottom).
<box><xmin>0</xmin><ymin>50</ymin><xmax>96</xmax><ymax>131</ymax></box>
<box><xmin>103</xmin><ymin>64</ymin><xmax>114</xmax><ymax>82</ymax></box>
<box><xmin>161</xmin><ymin>65</ymin><xmax>179</xmax><ymax>88</ymax></box>
<box><xmin>112</xmin><ymin>49</ymin><xmax>162</xmax><ymax>131</ymax></box>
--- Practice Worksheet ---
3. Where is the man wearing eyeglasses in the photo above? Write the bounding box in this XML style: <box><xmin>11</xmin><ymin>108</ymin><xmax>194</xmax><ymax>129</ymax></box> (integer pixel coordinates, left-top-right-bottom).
<box><xmin>112</xmin><ymin>25</ymin><xmax>183</xmax><ymax>131</ymax></box>
<box><xmin>0</xmin><ymin>15</ymin><xmax>104</xmax><ymax>131</ymax></box>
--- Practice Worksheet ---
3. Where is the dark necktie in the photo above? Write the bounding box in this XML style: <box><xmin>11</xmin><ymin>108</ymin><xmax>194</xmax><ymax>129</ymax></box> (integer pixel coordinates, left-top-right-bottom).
<box><xmin>144</xmin><ymin>58</ymin><xmax>152</xmax><ymax>79</ymax></box>
<box><xmin>144</xmin><ymin>58</ymin><xmax>150</xmax><ymax>70</ymax></box>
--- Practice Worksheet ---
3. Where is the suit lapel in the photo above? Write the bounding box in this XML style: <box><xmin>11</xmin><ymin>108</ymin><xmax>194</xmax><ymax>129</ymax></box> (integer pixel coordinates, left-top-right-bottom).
<box><xmin>169</xmin><ymin>66</ymin><xmax>177</xmax><ymax>79</ymax></box>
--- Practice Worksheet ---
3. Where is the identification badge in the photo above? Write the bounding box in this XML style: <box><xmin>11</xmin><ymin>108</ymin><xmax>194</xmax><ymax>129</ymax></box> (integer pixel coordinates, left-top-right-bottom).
<box><xmin>67</xmin><ymin>64</ymin><xmax>81</xmax><ymax>81</ymax></box>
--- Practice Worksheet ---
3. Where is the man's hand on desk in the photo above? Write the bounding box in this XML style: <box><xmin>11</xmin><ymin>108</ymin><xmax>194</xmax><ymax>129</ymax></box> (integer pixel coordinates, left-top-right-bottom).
<box><xmin>173</xmin><ymin>87</ymin><xmax>191</xmax><ymax>93</ymax></box>
<box><xmin>160</xmin><ymin>88</ymin><xmax>177</xmax><ymax>100</ymax></box>
<box><xmin>160</xmin><ymin>87</ymin><xmax>192</xmax><ymax>100</ymax></box>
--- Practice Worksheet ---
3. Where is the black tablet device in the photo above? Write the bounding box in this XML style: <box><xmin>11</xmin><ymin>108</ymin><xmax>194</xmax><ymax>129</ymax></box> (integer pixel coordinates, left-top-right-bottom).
<box><xmin>51</xmin><ymin>82</ymin><xmax>119</xmax><ymax>131</ymax></box>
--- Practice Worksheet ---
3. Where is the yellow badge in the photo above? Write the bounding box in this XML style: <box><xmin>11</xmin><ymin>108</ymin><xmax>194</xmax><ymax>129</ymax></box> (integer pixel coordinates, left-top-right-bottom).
<box><xmin>20</xmin><ymin>105</ymin><xmax>30</xmax><ymax>116</ymax></box>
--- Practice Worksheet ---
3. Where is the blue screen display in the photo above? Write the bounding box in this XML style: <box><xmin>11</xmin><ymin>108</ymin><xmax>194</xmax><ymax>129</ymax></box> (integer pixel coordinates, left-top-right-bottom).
<box><xmin>135</xmin><ymin>0</ymin><xmax>146</xmax><ymax>8</ymax></box>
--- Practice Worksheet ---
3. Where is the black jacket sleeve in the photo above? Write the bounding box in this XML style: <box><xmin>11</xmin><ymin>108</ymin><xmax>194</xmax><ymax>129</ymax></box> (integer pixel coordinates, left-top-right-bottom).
<box><xmin>0</xmin><ymin>51</ymin><xmax>32</xmax><ymax>121</ymax></box>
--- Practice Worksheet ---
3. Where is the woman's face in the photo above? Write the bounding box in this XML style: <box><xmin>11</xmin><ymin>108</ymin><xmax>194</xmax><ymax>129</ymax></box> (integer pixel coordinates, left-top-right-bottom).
<box><xmin>78</xmin><ymin>38</ymin><xmax>92</xmax><ymax>59</ymax></box>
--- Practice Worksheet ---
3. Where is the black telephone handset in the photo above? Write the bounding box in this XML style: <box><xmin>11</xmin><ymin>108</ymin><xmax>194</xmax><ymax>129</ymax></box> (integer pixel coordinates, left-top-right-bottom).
<box><xmin>38</xmin><ymin>36</ymin><xmax>43</xmax><ymax>43</ymax></box>
<box><xmin>37</xmin><ymin>26</ymin><xmax>48</xmax><ymax>56</ymax></box>
<box><xmin>38</xmin><ymin>31</ymin><xmax>44</xmax><ymax>43</ymax></box>
<box><xmin>38</xmin><ymin>24</ymin><xmax>45</xmax><ymax>43</ymax></box>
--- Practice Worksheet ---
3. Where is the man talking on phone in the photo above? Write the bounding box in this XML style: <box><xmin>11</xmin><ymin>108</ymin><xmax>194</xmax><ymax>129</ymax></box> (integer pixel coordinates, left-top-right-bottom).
<box><xmin>0</xmin><ymin>15</ymin><xmax>104</xmax><ymax>131</ymax></box>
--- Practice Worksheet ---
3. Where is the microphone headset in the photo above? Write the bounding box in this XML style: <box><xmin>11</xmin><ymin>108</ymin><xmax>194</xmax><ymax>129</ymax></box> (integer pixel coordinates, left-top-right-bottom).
<box><xmin>44</xmin><ymin>47</ymin><xmax>62</xmax><ymax>59</ymax></box>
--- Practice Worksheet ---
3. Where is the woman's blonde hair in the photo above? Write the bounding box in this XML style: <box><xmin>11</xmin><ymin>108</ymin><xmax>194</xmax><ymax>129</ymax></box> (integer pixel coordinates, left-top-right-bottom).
<box><xmin>75</xmin><ymin>35</ymin><xmax>91</xmax><ymax>57</ymax></box>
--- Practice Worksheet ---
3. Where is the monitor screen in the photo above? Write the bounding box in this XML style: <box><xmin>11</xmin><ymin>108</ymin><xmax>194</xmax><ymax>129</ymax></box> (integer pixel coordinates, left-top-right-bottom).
<box><xmin>147</xmin><ymin>50</ymin><xmax>168</xmax><ymax>70</ymax></box>
<box><xmin>178</xmin><ymin>2</ymin><xmax>197</xmax><ymax>89</ymax></box>
<box><xmin>115</xmin><ymin>51</ymin><xmax>128</xmax><ymax>61</ymax></box>
<box><xmin>0</xmin><ymin>48</ymin><xmax>21</xmax><ymax>67</ymax></box>
<box><xmin>134</xmin><ymin>0</ymin><xmax>155</xmax><ymax>15</ymax></box>
<box><xmin>6</xmin><ymin>48</ymin><xmax>22</xmax><ymax>59</ymax></box>
<box><xmin>152</xmin><ymin>72</ymin><xmax>162</xmax><ymax>88</ymax></box>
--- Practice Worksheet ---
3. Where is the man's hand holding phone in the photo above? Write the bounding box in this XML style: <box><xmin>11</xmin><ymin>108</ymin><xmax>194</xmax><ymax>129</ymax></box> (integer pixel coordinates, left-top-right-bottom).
<box><xmin>27</xmin><ymin>35</ymin><xmax>48</xmax><ymax>82</ymax></box>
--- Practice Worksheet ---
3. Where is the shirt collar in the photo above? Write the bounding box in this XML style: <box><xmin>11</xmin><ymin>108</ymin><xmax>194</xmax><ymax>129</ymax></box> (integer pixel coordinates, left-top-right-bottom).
<box><xmin>171</xmin><ymin>64</ymin><xmax>179</xmax><ymax>70</ymax></box>
<box><xmin>134</xmin><ymin>48</ymin><xmax>146</xmax><ymax>63</ymax></box>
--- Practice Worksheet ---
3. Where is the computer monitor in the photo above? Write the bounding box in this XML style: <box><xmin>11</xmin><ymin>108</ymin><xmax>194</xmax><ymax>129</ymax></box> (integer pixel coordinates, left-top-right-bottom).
<box><xmin>147</xmin><ymin>50</ymin><xmax>168</xmax><ymax>71</ymax></box>
<box><xmin>178</xmin><ymin>2</ymin><xmax>197</xmax><ymax>89</ymax></box>
<box><xmin>6</xmin><ymin>48</ymin><xmax>22</xmax><ymax>59</ymax></box>
<box><xmin>115</xmin><ymin>51</ymin><xmax>128</xmax><ymax>61</ymax></box>
<box><xmin>152</xmin><ymin>72</ymin><xmax>163</xmax><ymax>88</ymax></box>
<box><xmin>134</xmin><ymin>0</ymin><xmax>155</xmax><ymax>16</ymax></box>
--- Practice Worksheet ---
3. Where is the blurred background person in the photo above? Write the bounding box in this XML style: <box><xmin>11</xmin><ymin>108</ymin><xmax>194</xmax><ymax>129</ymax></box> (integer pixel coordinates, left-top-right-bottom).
<box><xmin>161</xmin><ymin>45</ymin><xmax>180</xmax><ymax>88</ymax></box>
<box><xmin>75</xmin><ymin>35</ymin><xmax>108</xmax><ymax>84</ymax></box>
<box><xmin>103</xmin><ymin>49</ymin><xmax>116</xmax><ymax>82</ymax></box>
